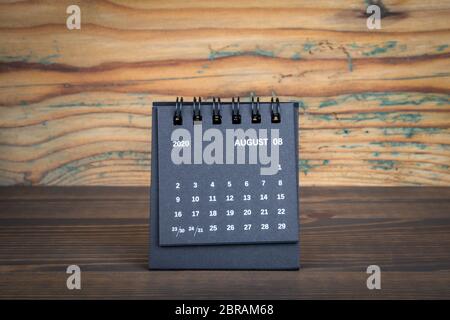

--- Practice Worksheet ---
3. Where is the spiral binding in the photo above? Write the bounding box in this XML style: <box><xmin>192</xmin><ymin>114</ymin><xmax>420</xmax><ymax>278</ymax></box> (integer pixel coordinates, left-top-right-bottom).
<box><xmin>231</xmin><ymin>97</ymin><xmax>241</xmax><ymax>124</ymax></box>
<box><xmin>193</xmin><ymin>97</ymin><xmax>202</xmax><ymax>122</ymax></box>
<box><xmin>173</xmin><ymin>97</ymin><xmax>183</xmax><ymax>125</ymax></box>
<box><xmin>173</xmin><ymin>97</ymin><xmax>281</xmax><ymax>125</ymax></box>
<box><xmin>271</xmin><ymin>97</ymin><xmax>281</xmax><ymax>123</ymax></box>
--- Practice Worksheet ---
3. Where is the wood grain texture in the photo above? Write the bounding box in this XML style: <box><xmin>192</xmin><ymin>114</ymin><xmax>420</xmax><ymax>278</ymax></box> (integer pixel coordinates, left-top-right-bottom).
<box><xmin>0</xmin><ymin>0</ymin><xmax>449</xmax><ymax>186</ymax></box>
<box><xmin>0</xmin><ymin>186</ymin><xmax>449</xmax><ymax>299</ymax></box>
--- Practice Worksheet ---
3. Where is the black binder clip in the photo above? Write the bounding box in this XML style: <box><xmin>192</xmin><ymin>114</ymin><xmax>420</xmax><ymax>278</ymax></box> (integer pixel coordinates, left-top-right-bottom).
<box><xmin>271</xmin><ymin>97</ymin><xmax>281</xmax><ymax>123</ymax></box>
<box><xmin>232</xmin><ymin>97</ymin><xmax>241</xmax><ymax>124</ymax></box>
<box><xmin>212</xmin><ymin>97</ymin><xmax>222</xmax><ymax>124</ymax></box>
<box><xmin>193</xmin><ymin>97</ymin><xmax>202</xmax><ymax>122</ymax></box>
<box><xmin>251</xmin><ymin>96</ymin><xmax>261</xmax><ymax>123</ymax></box>
<box><xmin>173</xmin><ymin>97</ymin><xmax>183</xmax><ymax>125</ymax></box>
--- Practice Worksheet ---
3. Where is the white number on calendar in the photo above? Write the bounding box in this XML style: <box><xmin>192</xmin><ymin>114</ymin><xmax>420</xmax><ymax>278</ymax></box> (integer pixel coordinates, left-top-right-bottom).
<box><xmin>277</xmin><ymin>193</ymin><xmax>285</xmax><ymax>200</ymax></box>
<box><xmin>226</xmin><ymin>224</ymin><xmax>235</xmax><ymax>231</ymax></box>
<box><xmin>243</xmin><ymin>209</ymin><xmax>252</xmax><ymax>216</ymax></box>
<box><xmin>226</xmin><ymin>195</ymin><xmax>234</xmax><ymax>201</ymax></box>
<box><xmin>227</xmin><ymin>181</ymin><xmax>232</xmax><ymax>187</ymax></box>
<box><xmin>260</xmin><ymin>209</ymin><xmax>268</xmax><ymax>215</ymax></box>
<box><xmin>193</xmin><ymin>182</ymin><xmax>198</xmax><ymax>188</ymax></box>
<box><xmin>175</xmin><ymin>182</ymin><xmax>181</xmax><ymax>189</ymax></box>
<box><xmin>244</xmin><ymin>180</ymin><xmax>249</xmax><ymax>187</ymax></box>
<box><xmin>192</xmin><ymin>196</ymin><xmax>200</xmax><ymax>202</ymax></box>
<box><xmin>172</xmin><ymin>140</ymin><xmax>190</xmax><ymax>148</ymax></box>
<box><xmin>261</xmin><ymin>223</ymin><xmax>269</xmax><ymax>230</ymax></box>
<box><xmin>226</xmin><ymin>209</ymin><xmax>235</xmax><ymax>216</ymax></box>
<box><xmin>278</xmin><ymin>223</ymin><xmax>286</xmax><ymax>230</ymax></box>
<box><xmin>243</xmin><ymin>224</ymin><xmax>252</xmax><ymax>231</ymax></box>
<box><xmin>209</xmin><ymin>225</ymin><xmax>217</xmax><ymax>232</ymax></box>
<box><xmin>174</xmin><ymin>211</ymin><xmax>182</xmax><ymax>218</ymax></box>
<box><xmin>278</xmin><ymin>179</ymin><xmax>283</xmax><ymax>186</ymax></box>
<box><xmin>243</xmin><ymin>194</ymin><xmax>251</xmax><ymax>201</ymax></box>
<box><xmin>277</xmin><ymin>208</ymin><xmax>286</xmax><ymax>215</ymax></box>
<box><xmin>273</xmin><ymin>138</ymin><xmax>283</xmax><ymax>145</ymax></box>
<box><xmin>209</xmin><ymin>195</ymin><xmax>216</xmax><ymax>202</ymax></box>
<box><xmin>175</xmin><ymin>196</ymin><xmax>181</xmax><ymax>203</ymax></box>
<box><xmin>209</xmin><ymin>210</ymin><xmax>217</xmax><ymax>217</ymax></box>
<box><xmin>260</xmin><ymin>194</ymin><xmax>268</xmax><ymax>200</ymax></box>
<box><xmin>192</xmin><ymin>210</ymin><xmax>199</xmax><ymax>217</ymax></box>
<box><xmin>210</xmin><ymin>181</ymin><xmax>215</xmax><ymax>187</ymax></box>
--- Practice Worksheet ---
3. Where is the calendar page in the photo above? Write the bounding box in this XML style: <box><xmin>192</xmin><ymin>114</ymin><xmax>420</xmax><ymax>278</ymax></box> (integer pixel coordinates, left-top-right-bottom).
<box><xmin>155</xmin><ymin>99</ymin><xmax>299</xmax><ymax>247</ymax></box>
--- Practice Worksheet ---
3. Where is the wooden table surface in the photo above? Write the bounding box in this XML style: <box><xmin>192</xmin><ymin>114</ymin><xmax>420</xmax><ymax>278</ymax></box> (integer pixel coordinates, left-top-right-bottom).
<box><xmin>0</xmin><ymin>186</ymin><xmax>449</xmax><ymax>299</ymax></box>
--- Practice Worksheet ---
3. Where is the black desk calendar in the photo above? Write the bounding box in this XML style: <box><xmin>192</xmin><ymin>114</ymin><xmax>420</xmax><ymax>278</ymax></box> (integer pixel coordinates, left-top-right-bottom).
<box><xmin>149</xmin><ymin>97</ymin><xmax>300</xmax><ymax>270</ymax></box>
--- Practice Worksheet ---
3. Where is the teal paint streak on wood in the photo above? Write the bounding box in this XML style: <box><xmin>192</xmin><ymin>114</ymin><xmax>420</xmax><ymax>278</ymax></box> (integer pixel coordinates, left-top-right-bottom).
<box><xmin>208</xmin><ymin>45</ymin><xmax>275</xmax><ymax>60</ymax></box>
<box><xmin>378</xmin><ymin>94</ymin><xmax>449</xmax><ymax>107</ymax></box>
<box><xmin>382</xmin><ymin>128</ymin><xmax>442</xmax><ymax>138</ymax></box>
<box><xmin>368</xmin><ymin>160</ymin><xmax>397</xmax><ymax>171</ymax></box>
<box><xmin>205</xmin><ymin>40</ymin><xmax>421</xmax><ymax>66</ymax></box>
<box><xmin>303</xmin><ymin>41</ymin><xmax>316</xmax><ymax>52</ymax></box>
<box><xmin>298</xmin><ymin>159</ymin><xmax>329</xmax><ymax>175</ymax></box>
<box><xmin>208</xmin><ymin>50</ymin><xmax>241</xmax><ymax>60</ymax></box>
<box><xmin>391</xmin><ymin>114</ymin><xmax>421</xmax><ymax>123</ymax></box>
<box><xmin>299</xmin><ymin>159</ymin><xmax>314</xmax><ymax>174</ymax></box>
<box><xmin>436</xmin><ymin>44</ymin><xmax>449</xmax><ymax>52</ymax></box>
<box><xmin>337</xmin><ymin>128</ymin><xmax>351</xmax><ymax>136</ymax></box>
<box><xmin>348</xmin><ymin>42</ymin><xmax>361</xmax><ymax>49</ymax></box>
<box><xmin>0</xmin><ymin>53</ymin><xmax>33</xmax><ymax>63</ymax></box>
<box><xmin>370</xmin><ymin>141</ymin><xmax>428</xmax><ymax>150</ymax></box>
<box><xmin>254</xmin><ymin>46</ymin><xmax>275</xmax><ymax>58</ymax></box>
<box><xmin>314</xmin><ymin>114</ymin><xmax>334</xmax><ymax>121</ymax></box>
<box><xmin>39</xmin><ymin>54</ymin><xmax>62</xmax><ymax>65</ymax></box>
<box><xmin>346</xmin><ymin>53</ymin><xmax>353</xmax><ymax>72</ymax></box>
<box><xmin>316</xmin><ymin>93</ymin><xmax>450</xmax><ymax>109</ymax></box>
<box><xmin>312</xmin><ymin>112</ymin><xmax>422</xmax><ymax>123</ymax></box>
<box><xmin>319</xmin><ymin>99</ymin><xmax>338</xmax><ymax>108</ymax></box>
<box><xmin>0</xmin><ymin>51</ymin><xmax>61</xmax><ymax>65</ymax></box>
<box><xmin>362</xmin><ymin>41</ymin><xmax>397</xmax><ymax>56</ymax></box>
<box><xmin>295</xmin><ymin>100</ymin><xmax>307</xmax><ymax>111</ymax></box>
<box><xmin>340</xmin><ymin>47</ymin><xmax>354</xmax><ymax>72</ymax></box>
<box><xmin>291</xmin><ymin>52</ymin><xmax>301</xmax><ymax>60</ymax></box>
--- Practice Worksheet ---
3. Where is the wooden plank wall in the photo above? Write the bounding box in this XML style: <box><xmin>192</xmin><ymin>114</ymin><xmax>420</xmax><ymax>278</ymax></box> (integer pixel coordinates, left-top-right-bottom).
<box><xmin>0</xmin><ymin>0</ymin><xmax>449</xmax><ymax>186</ymax></box>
